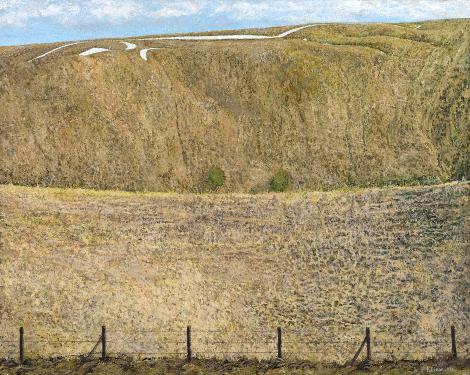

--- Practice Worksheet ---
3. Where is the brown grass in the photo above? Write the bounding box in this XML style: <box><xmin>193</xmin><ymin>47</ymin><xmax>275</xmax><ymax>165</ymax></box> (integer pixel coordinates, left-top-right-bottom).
<box><xmin>0</xmin><ymin>20</ymin><xmax>469</xmax><ymax>192</ymax></box>
<box><xmin>0</xmin><ymin>182</ymin><xmax>468</xmax><ymax>362</ymax></box>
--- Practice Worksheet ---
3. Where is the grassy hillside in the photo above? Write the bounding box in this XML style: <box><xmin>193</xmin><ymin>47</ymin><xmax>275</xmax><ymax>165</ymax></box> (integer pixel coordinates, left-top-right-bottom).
<box><xmin>0</xmin><ymin>20</ymin><xmax>469</xmax><ymax>192</ymax></box>
<box><xmin>0</xmin><ymin>182</ymin><xmax>468</xmax><ymax>362</ymax></box>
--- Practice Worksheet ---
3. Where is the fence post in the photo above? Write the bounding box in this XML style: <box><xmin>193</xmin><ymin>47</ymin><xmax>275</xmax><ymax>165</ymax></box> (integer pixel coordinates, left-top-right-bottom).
<box><xmin>451</xmin><ymin>325</ymin><xmax>457</xmax><ymax>359</ymax></box>
<box><xmin>365</xmin><ymin>327</ymin><xmax>371</xmax><ymax>363</ymax></box>
<box><xmin>19</xmin><ymin>327</ymin><xmax>24</xmax><ymax>365</ymax></box>
<box><xmin>277</xmin><ymin>327</ymin><xmax>282</xmax><ymax>359</ymax></box>
<box><xmin>186</xmin><ymin>326</ymin><xmax>192</xmax><ymax>361</ymax></box>
<box><xmin>101</xmin><ymin>325</ymin><xmax>106</xmax><ymax>361</ymax></box>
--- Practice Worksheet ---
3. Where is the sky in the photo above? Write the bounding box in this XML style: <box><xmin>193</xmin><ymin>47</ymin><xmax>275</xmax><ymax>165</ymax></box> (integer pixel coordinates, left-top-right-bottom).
<box><xmin>0</xmin><ymin>0</ymin><xmax>469</xmax><ymax>46</ymax></box>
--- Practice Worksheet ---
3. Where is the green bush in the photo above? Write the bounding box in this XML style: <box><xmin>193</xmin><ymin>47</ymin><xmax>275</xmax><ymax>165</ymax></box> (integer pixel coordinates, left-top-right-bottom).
<box><xmin>207</xmin><ymin>167</ymin><xmax>225</xmax><ymax>189</ymax></box>
<box><xmin>270</xmin><ymin>169</ymin><xmax>290</xmax><ymax>192</ymax></box>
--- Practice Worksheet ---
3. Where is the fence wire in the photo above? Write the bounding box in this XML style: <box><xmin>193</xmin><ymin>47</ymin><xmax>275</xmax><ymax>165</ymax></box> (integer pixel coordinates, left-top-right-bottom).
<box><xmin>1</xmin><ymin>327</ymin><xmax>468</xmax><ymax>363</ymax></box>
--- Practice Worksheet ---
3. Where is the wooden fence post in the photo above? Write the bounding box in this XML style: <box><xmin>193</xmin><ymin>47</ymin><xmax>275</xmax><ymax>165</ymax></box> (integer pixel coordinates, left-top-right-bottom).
<box><xmin>277</xmin><ymin>327</ymin><xmax>282</xmax><ymax>359</ymax></box>
<box><xmin>186</xmin><ymin>326</ymin><xmax>192</xmax><ymax>361</ymax></box>
<box><xmin>451</xmin><ymin>325</ymin><xmax>457</xmax><ymax>359</ymax></box>
<box><xmin>19</xmin><ymin>327</ymin><xmax>24</xmax><ymax>365</ymax></box>
<box><xmin>101</xmin><ymin>326</ymin><xmax>106</xmax><ymax>361</ymax></box>
<box><xmin>365</xmin><ymin>327</ymin><xmax>371</xmax><ymax>363</ymax></box>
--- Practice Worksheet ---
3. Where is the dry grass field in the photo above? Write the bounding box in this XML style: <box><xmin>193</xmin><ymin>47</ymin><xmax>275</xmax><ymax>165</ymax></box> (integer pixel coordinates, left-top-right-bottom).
<box><xmin>0</xmin><ymin>182</ymin><xmax>468</xmax><ymax>363</ymax></box>
<box><xmin>1</xmin><ymin>20</ymin><xmax>469</xmax><ymax>192</ymax></box>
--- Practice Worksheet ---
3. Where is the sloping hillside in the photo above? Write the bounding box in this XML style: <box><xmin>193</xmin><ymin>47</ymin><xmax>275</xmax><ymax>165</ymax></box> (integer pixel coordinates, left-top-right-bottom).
<box><xmin>0</xmin><ymin>20</ymin><xmax>469</xmax><ymax>192</ymax></box>
<box><xmin>0</xmin><ymin>182</ymin><xmax>468</xmax><ymax>362</ymax></box>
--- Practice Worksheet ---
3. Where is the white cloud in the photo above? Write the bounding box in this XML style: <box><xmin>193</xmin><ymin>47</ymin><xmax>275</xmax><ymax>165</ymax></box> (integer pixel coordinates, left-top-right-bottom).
<box><xmin>40</xmin><ymin>3</ymin><xmax>78</xmax><ymax>17</ymax></box>
<box><xmin>0</xmin><ymin>0</ymin><xmax>206</xmax><ymax>27</ymax></box>
<box><xmin>150</xmin><ymin>1</ymin><xmax>203</xmax><ymax>18</ymax></box>
<box><xmin>0</xmin><ymin>0</ymin><xmax>20</xmax><ymax>11</ymax></box>
<box><xmin>1</xmin><ymin>0</ymin><xmax>470</xmax><ymax>33</ymax></box>
<box><xmin>0</xmin><ymin>0</ymin><xmax>33</xmax><ymax>26</ymax></box>
<box><xmin>214</xmin><ymin>1</ymin><xmax>272</xmax><ymax>20</ymax></box>
<box><xmin>212</xmin><ymin>0</ymin><xmax>470</xmax><ymax>23</ymax></box>
<box><xmin>40</xmin><ymin>2</ymin><xmax>80</xmax><ymax>24</ymax></box>
<box><xmin>87</xmin><ymin>0</ymin><xmax>142</xmax><ymax>22</ymax></box>
<box><xmin>0</xmin><ymin>0</ymin><xmax>81</xmax><ymax>26</ymax></box>
<box><xmin>330</xmin><ymin>0</ymin><xmax>470</xmax><ymax>20</ymax></box>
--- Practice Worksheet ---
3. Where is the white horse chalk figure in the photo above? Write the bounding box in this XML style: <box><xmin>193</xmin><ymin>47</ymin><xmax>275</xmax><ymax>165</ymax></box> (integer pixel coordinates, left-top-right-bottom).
<box><xmin>30</xmin><ymin>25</ymin><xmax>319</xmax><ymax>62</ymax></box>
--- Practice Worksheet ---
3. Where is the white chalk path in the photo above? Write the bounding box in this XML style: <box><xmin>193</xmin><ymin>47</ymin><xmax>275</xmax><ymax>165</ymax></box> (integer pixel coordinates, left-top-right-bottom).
<box><xmin>28</xmin><ymin>41</ymin><xmax>85</xmax><ymax>62</ymax></box>
<box><xmin>136</xmin><ymin>25</ymin><xmax>318</xmax><ymax>61</ymax></box>
<box><xmin>79</xmin><ymin>47</ymin><xmax>110</xmax><ymax>56</ymax></box>
<box><xmin>137</xmin><ymin>24</ymin><xmax>318</xmax><ymax>42</ymax></box>
<box><xmin>121</xmin><ymin>42</ymin><xmax>137</xmax><ymax>50</ymax></box>
<box><xmin>277</xmin><ymin>25</ymin><xmax>319</xmax><ymax>37</ymax></box>
<box><xmin>140</xmin><ymin>48</ymin><xmax>161</xmax><ymax>61</ymax></box>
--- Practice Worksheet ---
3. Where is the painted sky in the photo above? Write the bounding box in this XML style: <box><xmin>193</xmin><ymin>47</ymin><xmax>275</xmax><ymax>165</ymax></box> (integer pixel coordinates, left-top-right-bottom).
<box><xmin>1</xmin><ymin>0</ymin><xmax>469</xmax><ymax>45</ymax></box>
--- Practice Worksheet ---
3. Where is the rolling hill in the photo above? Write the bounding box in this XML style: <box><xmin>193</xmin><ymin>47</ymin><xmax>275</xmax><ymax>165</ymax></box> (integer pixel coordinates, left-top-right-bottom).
<box><xmin>0</xmin><ymin>20</ymin><xmax>469</xmax><ymax>192</ymax></box>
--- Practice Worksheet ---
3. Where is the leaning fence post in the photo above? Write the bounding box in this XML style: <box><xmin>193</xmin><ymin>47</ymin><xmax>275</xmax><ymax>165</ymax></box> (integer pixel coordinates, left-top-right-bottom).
<box><xmin>277</xmin><ymin>327</ymin><xmax>282</xmax><ymax>359</ymax></box>
<box><xmin>365</xmin><ymin>327</ymin><xmax>371</xmax><ymax>363</ymax></box>
<box><xmin>451</xmin><ymin>325</ymin><xmax>457</xmax><ymax>359</ymax></box>
<box><xmin>19</xmin><ymin>327</ymin><xmax>24</xmax><ymax>365</ymax></box>
<box><xmin>101</xmin><ymin>325</ymin><xmax>106</xmax><ymax>360</ymax></box>
<box><xmin>186</xmin><ymin>326</ymin><xmax>192</xmax><ymax>361</ymax></box>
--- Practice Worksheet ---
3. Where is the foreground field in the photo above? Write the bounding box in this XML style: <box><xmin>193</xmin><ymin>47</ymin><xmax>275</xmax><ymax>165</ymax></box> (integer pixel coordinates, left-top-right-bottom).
<box><xmin>1</xmin><ymin>358</ymin><xmax>470</xmax><ymax>375</ymax></box>
<box><xmin>0</xmin><ymin>182</ymin><xmax>468</xmax><ymax>363</ymax></box>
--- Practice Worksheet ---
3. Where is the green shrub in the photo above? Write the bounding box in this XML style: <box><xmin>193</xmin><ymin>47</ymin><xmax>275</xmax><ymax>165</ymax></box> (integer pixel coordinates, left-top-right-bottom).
<box><xmin>207</xmin><ymin>167</ymin><xmax>225</xmax><ymax>189</ymax></box>
<box><xmin>270</xmin><ymin>169</ymin><xmax>290</xmax><ymax>192</ymax></box>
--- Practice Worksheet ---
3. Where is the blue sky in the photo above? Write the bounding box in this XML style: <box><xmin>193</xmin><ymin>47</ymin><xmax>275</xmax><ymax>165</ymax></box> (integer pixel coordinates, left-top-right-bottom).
<box><xmin>1</xmin><ymin>0</ymin><xmax>469</xmax><ymax>46</ymax></box>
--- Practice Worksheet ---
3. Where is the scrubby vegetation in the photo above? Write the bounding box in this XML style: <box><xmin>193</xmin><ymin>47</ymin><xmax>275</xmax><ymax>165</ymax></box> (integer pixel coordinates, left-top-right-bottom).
<box><xmin>270</xmin><ymin>169</ymin><xmax>290</xmax><ymax>192</ymax></box>
<box><xmin>207</xmin><ymin>167</ymin><xmax>225</xmax><ymax>189</ymax></box>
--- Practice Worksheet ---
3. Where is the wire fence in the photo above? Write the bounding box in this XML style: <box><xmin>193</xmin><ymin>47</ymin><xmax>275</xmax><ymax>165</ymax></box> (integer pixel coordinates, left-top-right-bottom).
<box><xmin>0</xmin><ymin>324</ymin><xmax>468</xmax><ymax>366</ymax></box>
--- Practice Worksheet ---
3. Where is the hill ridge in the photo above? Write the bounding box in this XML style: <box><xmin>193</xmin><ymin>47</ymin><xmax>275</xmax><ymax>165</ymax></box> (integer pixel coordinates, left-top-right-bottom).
<box><xmin>0</xmin><ymin>19</ymin><xmax>469</xmax><ymax>192</ymax></box>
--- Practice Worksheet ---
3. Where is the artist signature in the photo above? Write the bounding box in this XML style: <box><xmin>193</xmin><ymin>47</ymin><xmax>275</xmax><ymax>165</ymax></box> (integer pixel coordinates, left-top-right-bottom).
<box><xmin>425</xmin><ymin>367</ymin><xmax>456</xmax><ymax>373</ymax></box>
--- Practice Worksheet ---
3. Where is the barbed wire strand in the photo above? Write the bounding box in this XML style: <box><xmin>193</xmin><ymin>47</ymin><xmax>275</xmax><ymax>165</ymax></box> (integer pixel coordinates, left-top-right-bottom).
<box><xmin>107</xmin><ymin>352</ymin><xmax>184</xmax><ymax>356</ymax></box>
<box><xmin>1</xmin><ymin>328</ymin><xmax>468</xmax><ymax>363</ymax></box>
